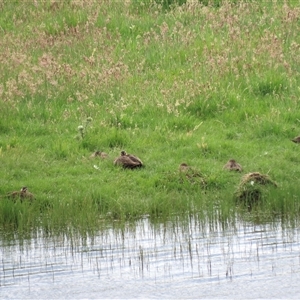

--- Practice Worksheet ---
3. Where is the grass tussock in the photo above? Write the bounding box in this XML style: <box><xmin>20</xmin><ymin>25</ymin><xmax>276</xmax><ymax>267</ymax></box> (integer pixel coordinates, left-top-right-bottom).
<box><xmin>235</xmin><ymin>172</ymin><xmax>278</xmax><ymax>207</ymax></box>
<box><xmin>0</xmin><ymin>0</ymin><xmax>300</xmax><ymax>233</ymax></box>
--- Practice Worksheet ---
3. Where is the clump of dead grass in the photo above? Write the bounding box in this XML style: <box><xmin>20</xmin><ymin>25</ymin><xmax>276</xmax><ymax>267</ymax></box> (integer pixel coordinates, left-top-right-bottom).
<box><xmin>235</xmin><ymin>172</ymin><xmax>278</xmax><ymax>204</ymax></box>
<box><xmin>241</xmin><ymin>172</ymin><xmax>278</xmax><ymax>187</ymax></box>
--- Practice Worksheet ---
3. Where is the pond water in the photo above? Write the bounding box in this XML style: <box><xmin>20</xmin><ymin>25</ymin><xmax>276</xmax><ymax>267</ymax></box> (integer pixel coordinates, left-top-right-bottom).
<box><xmin>1</xmin><ymin>216</ymin><xmax>300</xmax><ymax>299</ymax></box>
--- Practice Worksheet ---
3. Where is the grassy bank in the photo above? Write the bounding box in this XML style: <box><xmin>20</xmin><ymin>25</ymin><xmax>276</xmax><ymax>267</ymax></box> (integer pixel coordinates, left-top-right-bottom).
<box><xmin>0</xmin><ymin>0</ymin><xmax>300</xmax><ymax>232</ymax></box>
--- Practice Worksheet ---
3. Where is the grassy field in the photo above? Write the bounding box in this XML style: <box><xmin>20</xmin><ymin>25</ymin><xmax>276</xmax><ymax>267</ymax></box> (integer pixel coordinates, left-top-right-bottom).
<box><xmin>0</xmin><ymin>0</ymin><xmax>300</xmax><ymax>233</ymax></box>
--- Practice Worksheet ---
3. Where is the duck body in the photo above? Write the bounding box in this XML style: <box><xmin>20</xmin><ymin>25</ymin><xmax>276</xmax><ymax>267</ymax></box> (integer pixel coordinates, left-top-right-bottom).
<box><xmin>223</xmin><ymin>159</ymin><xmax>242</xmax><ymax>172</ymax></box>
<box><xmin>114</xmin><ymin>151</ymin><xmax>143</xmax><ymax>169</ymax></box>
<box><xmin>6</xmin><ymin>187</ymin><xmax>34</xmax><ymax>201</ymax></box>
<box><xmin>179</xmin><ymin>163</ymin><xmax>202</xmax><ymax>176</ymax></box>
<box><xmin>179</xmin><ymin>163</ymin><xmax>190</xmax><ymax>172</ymax></box>
<box><xmin>178</xmin><ymin>163</ymin><xmax>206</xmax><ymax>186</ymax></box>
<box><xmin>292</xmin><ymin>136</ymin><xmax>300</xmax><ymax>143</ymax></box>
<box><xmin>90</xmin><ymin>151</ymin><xmax>108</xmax><ymax>158</ymax></box>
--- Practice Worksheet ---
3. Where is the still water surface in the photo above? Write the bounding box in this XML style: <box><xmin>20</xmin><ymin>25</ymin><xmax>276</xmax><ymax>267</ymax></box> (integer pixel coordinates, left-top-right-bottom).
<box><xmin>1</xmin><ymin>216</ymin><xmax>300</xmax><ymax>299</ymax></box>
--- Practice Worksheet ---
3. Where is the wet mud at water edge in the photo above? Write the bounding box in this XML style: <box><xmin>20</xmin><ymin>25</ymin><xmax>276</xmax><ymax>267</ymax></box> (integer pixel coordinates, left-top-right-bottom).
<box><xmin>1</xmin><ymin>216</ymin><xmax>300</xmax><ymax>299</ymax></box>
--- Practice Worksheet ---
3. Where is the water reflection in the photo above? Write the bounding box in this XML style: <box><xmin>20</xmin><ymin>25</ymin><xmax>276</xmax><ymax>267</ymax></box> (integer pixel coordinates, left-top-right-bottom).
<box><xmin>1</xmin><ymin>216</ymin><xmax>300</xmax><ymax>299</ymax></box>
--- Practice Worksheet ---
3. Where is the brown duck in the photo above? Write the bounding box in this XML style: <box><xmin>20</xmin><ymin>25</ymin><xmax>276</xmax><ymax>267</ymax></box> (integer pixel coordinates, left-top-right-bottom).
<box><xmin>90</xmin><ymin>150</ymin><xmax>108</xmax><ymax>159</ymax></box>
<box><xmin>223</xmin><ymin>159</ymin><xmax>242</xmax><ymax>172</ymax></box>
<box><xmin>6</xmin><ymin>187</ymin><xmax>34</xmax><ymax>201</ymax></box>
<box><xmin>179</xmin><ymin>163</ymin><xmax>203</xmax><ymax>176</ymax></box>
<box><xmin>179</xmin><ymin>163</ymin><xmax>190</xmax><ymax>172</ymax></box>
<box><xmin>178</xmin><ymin>163</ymin><xmax>206</xmax><ymax>186</ymax></box>
<box><xmin>114</xmin><ymin>150</ymin><xmax>143</xmax><ymax>169</ymax></box>
<box><xmin>292</xmin><ymin>136</ymin><xmax>300</xmax><ymax>143</ymax></box>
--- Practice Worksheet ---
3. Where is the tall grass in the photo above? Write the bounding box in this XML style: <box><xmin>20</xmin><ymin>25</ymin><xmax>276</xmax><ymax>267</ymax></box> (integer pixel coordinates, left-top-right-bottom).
<box><xmin>0</xmin><ymin>0</ymin><xmax>300</xmax><ymax>233</ymax></box>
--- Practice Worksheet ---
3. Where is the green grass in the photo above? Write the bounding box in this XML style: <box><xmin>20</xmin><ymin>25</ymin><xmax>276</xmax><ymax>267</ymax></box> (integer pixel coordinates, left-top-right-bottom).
<box><xmin>0</xmin><ymin>0</ymin><xmax>300</xmax><ymax>234</ymax></box>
